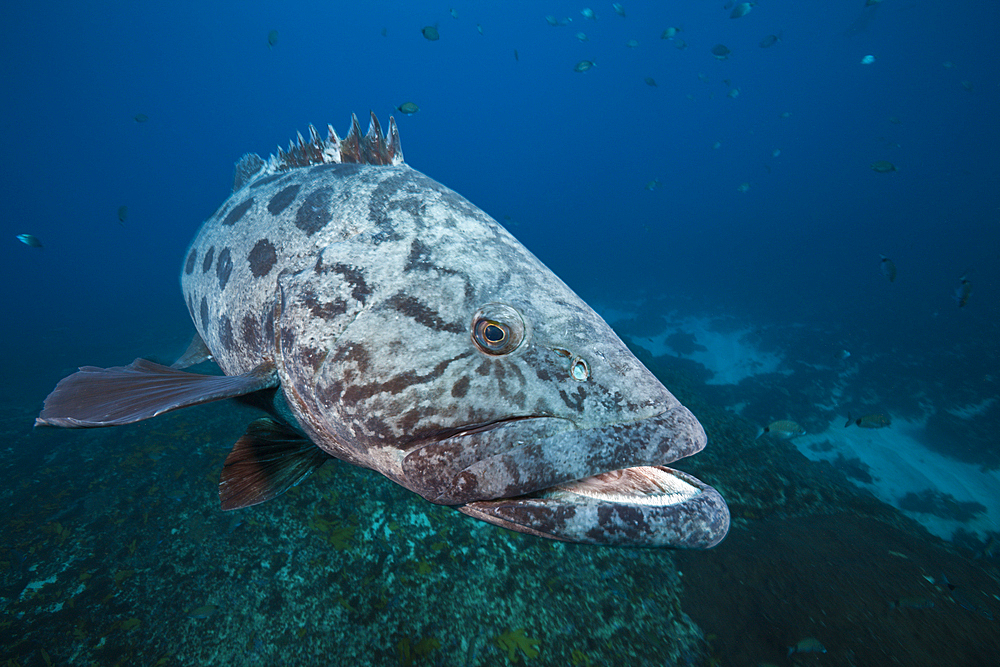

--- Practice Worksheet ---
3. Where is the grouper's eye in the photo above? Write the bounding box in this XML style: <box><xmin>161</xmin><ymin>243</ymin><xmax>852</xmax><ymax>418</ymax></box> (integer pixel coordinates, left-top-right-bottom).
<box><xmin>471</xmin><ymin>303</ymin><xmax>525</xmax><ymax>355</ymax></box>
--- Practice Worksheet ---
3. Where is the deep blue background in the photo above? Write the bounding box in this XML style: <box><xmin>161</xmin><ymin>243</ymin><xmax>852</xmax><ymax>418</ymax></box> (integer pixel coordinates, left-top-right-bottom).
<box><xmin>3</xmin><ymin>0</ymin><xmax>997</xmax><ymax>403</ymax></box>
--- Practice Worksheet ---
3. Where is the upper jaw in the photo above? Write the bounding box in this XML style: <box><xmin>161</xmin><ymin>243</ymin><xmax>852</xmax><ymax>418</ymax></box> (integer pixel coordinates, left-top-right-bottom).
<box><xmin>401</xmin><ymin>405</ymin><xmax>708</xmax><ymax>504</ymax></box>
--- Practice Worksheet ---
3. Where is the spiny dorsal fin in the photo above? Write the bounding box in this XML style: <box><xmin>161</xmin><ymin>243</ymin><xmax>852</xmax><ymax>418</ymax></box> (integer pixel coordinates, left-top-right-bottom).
<box><xmin>231</xmin><ymin>112</ymin><xmax>403</xmax><ymax>191</ymax></box>
<box><xmin>232</xmin><ymin>153</ymin><xmax>266</xmax><ymax>192</ymax></box>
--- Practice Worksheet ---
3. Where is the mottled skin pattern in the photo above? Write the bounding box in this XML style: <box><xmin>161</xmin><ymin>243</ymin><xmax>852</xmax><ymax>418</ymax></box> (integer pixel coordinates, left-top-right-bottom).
<box><xmin>179</xmin><ymin>119</ymin><xmax>728</xmax><ymax>548</ymax></box>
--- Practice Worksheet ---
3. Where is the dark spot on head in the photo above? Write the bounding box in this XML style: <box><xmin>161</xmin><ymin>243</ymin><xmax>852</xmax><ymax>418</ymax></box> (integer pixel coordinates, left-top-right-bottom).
<box><xmin>558</xmin><ymin>387</ymin><xmax>587</xmax><ymax>413</ymax></box>
<box><xmin>399</xmin><ymin>408</ymin><xmax>424</xmax><ymax>434</ymax></box>
<box><xmin>405</xmin><ymin>239</ymin><xmax>434</xmax><ymax>272</ymax></box>
<box><xmin>368</xmin><ymin>172</ymin><xmax>411</xmax><ymax>228</ymax></box>
<box><xmin>476</xmin><ymin>359</ymin><xmax>492</xmax><ymax>376</ymax></box>
<box><xmin>248</xmin><ymin>238</ymin><xmax>277</xmax><ymax>277</ymax></box>
<box><xmin>302</xmin><ymin>291</ymin><xmax>347</xmax><ymax>320</ymax></box>
<box><xmin>241</xmin><ymin>314</ymin><xmax>260</xmax><ymax>347</ymax></box>
<box><xmin>388</xmin><ymin>293</ymin><xmax>465</xmax><ymax>334</ymax></box>
<box><xmin>268</xmin><ymin>184</ymin><xmax>302</xmax><ymax>215</ymax></box>
<box><xmin>202</xmin><ymin>246</ymin><xmax>215</xmax><ymax>273</ymax></box>
<box><xmin>185</xmin><ymin>248</ymin><xmax>197</xmax><ymax>275</ymax></box>
<box><xmin>332</xmin><ymin>343</ymin><xmax>371</xmax><ymax>375</ymax></box>
<box><xmin>294</xmin><ymin>186</ymin><xmax>333</xmax><ymax>235</ymax></box>
<box><xmin>219</xmin><ymin>315</ymin><xmax>234</xmax><ymax>351</ymax></box>
<box><xmin>250</xmin><ymin>173</ymin><xmax>284</xmax><ymax>189</ymax></box>
<box><xmin>324</xmin><ymin>263</ymin><xmax>371</xmax><ymax>304</ymax></box>
<box><xmin>222</xmin><ymin>197</ymin><xmax>255</xmax><ymax>226</ymax></box>
<box><xmin>216</xmin><ymin>248</ymin><xmax>233</xmax><ymax>289</ymax></box>
<box><xmin>342</xmin><ymin>352</ymin><xmax>473</xmax><ymax>404</ymax></box>
<box><xmin>298</xmin><ymin>346</ymin><xmax>327</xmax><ymax>374</ymax></box>
<box><xmin>200</xmin><ymin>297</ymin><xmax>209</xmax><ymax>329</ymax></box>
<box><xmin>451</xmin><ymin>376</ymin><xmax>470</xmax><ymax>398</ymax></box>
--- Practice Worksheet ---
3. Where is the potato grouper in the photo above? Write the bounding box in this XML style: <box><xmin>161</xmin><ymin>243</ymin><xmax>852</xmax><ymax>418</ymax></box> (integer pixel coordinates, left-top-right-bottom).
<box><xmin>36</xmin><ymin>113</ymin><xmax>730</xmax><ymax>548</ymax></box>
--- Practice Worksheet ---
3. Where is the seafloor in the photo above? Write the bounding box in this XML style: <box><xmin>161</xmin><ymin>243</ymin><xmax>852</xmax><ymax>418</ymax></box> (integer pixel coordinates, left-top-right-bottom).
<box><xmin>2</xmin><ymin>337</ymin><xmax>998</xmax><ymax>666</ymax></box>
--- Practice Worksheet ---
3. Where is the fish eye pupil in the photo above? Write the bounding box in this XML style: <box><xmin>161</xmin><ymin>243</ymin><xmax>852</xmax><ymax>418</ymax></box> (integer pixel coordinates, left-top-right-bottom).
<box><xmin>483</xmin><ymin>322</ymin><xmax>506</xmax><ymax>344</ymax></box>
<box><xmin>471</xmin><ymin>304</ymin><xmax>525</xmax><ymax>356</ymax></box>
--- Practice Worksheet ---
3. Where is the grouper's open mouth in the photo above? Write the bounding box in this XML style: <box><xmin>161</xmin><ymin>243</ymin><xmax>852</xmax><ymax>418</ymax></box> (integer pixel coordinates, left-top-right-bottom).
<box><xmin>458</xmin><ymin>466</ymin><xmax>729</xmax><ymax>549</ymax></box>
<box><xmin>401</xmin><ymin>406</ymin><xmax>731</xmax><ymax>549</ymax></box>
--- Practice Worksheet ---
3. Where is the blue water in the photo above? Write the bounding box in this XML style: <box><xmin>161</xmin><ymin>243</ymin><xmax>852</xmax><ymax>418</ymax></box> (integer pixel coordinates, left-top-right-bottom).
<box><xmin>2</xmin><ymin>2</ymin><xmax>998</xmax><ymax>664</ymax></box>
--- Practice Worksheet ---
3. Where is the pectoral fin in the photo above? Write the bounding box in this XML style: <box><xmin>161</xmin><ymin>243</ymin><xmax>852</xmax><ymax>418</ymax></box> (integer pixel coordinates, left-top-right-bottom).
<box><xmin>219</xmin><ymin>418</ymin><xmax>331</xmax><ymax>510</ymax></box>
<box><xmin>35</xmin><ymin>359</ymin><xmax>278</xmax><ymax>428</ymax></box>
<box><xmin>171</xmin><ymin>332</ymin><xmax>214</xmax><ymax>369</ymax></box>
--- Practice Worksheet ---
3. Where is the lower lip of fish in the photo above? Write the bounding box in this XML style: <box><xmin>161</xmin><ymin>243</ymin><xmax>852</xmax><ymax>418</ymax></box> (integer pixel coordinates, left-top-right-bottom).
<box><xmin>458</xmin><ymin>465</ymin><xmax>730</xmax><ymax>548</ymax></box>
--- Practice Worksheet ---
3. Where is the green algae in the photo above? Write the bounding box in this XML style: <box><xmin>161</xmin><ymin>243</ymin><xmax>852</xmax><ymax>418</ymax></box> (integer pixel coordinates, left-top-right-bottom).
<box><xmin>495</xmin><ymin>627</ymin><xmax>540</xmax><ymax>662</ymax></box>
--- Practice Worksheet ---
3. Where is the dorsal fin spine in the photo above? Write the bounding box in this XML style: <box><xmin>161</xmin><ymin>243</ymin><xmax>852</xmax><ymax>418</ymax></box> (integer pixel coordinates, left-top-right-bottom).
<box><xmin>234</xmin><ymin>112</ymin><xmax>403</xmax><ymax>188</ymax></box>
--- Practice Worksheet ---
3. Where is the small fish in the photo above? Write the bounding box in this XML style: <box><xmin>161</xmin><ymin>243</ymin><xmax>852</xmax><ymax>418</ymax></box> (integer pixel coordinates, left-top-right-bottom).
<box><xmin>756</xmin><ymin>420</ymin><xmax>806</xmax><ymax>440</ymax></box>
<box><xmin>514</xmin><ymin>49</ymin><xmax>519</xmax><ymax>61</ymax></box>
<box><xmin>477</xmin><ymin>24</ymin><xmax>483</xmax><ymax>35</ymax></box>
<box><xmin>576</xmin><ymin>32</ymin><xmax>589</xmax><ymax>41</ymax></box>
<box><xmin>845</xmin><ymin>413</ymin><xmax>891</xmax><ymax>428</ymax></box>
<box><xmin>955</xmin><ymin>274</ymin><xmax>972</xmax><ymax>307</ymax></box>
<box><xmin>674</xmin><ymin>39</ymin><xmax>688</xmax><ymax>50</ymax></box>
<box><xmin>780</xmin><ymin>111</ymin><xmax>791</xmax><ymax>118</ymax></box>
<box><xmin>839</xmin><ymin>350</ymin><xmax>851</xmax><ymax>360</ymax></box>
<box><xmin>644</xmin><ymin>77</ymin><xmax>657</xmax><ymax>87</ymax></box>
<box><xmin>133</xmin><ymin>113</ymin><xmax>149</xmax><ymax>123</ymax></box>
<box><xmin>449</xmin><ymin>8</ymin><xmax>458</xmax><ymax>19</ymax></box>
<box><xmin>574</xmin><ymin>60</ymin><xmax>595</xmax><ymax>72</ymax></box>
<box><xmin>421</xmin><ymin>25</ymin><xmax>440</xmax><ymax>41</ymax></box>
<box><xmin>961</xmin><ymin>80</ymin><xmax>974</xmax><ymax>92</ymax></box>
<box><xmin>736</xmin><ymin>182</ymin><xmax>750</xmax><ymax>193</ymax></box>
<box><xmin>645</xmin><ymin>179</ymin><xmax>663</xmax><ymax>191</ymax></box>
<box><xmin>661</xmin><ymin>27</ymin><xmax>682</xmax><ymax>40</ymax></box>
<box><xmin>771</xmin><ymin>148</ymin><xmax>781</xmax><ymax>158</ymax></box>
<box><xmin>581</xmin><ymin>8</ymin><xmax>596</xmax><ymax>21</ymax></box>
<box><xmin>118</xmin><ymin>205</ymin><xmax>129</xmax><ymax>226</ymax></box>
<box><xmin>625</xmin><ymin>39</ymin><xmax>639</xmax><ymax>48</ymax></box>
<box><xmin>712</xmin><ymin>141</ymin><xmax>721</xmax><ymax>149</ymax></box>
<box><xmin>267</xmin><ymin>30</ymin><xmax>278</xmax><ymax>49</ymax></box>
<box><xmin>396</xmin><ymin>102</ymin><xmax>419</xmax><ymax>116</ymax></box>
<box><xmin>871</xmin><ymin>160</ymin><xmax>896</xmax><ymax>173</ymax></box>
<box><xmin>730</xmin><ymin>2</ymin><xmax>754</xmax><ymax>19</ymax></box>
<box><xmin>759</xmin><ymin>34</ymin><xmax>780</xmax><ymax>48</ymax></box>
<box><xmin>727</xmin><ymin>88</ymin><xmax>739</xmax><ymax>99</ymax></box>
<box><xmin>545</xmin><ymin>16</ymin><xmax>570</xmax><ymax>27</ymax></box>
<box><xmin>880</xmin><ymin>254</ymin><xmax>896</xmax><ymax>282</ymax></box>
<box><xmin>613</xmin><ymin>3</ymin><xmax>626</xmax><ymax>17</ymax></box>
<box><xmin>711</xmin><ymin>44</ymin><xmax>731</xmax><ymax>60</ymax></box>
<box><xmin>186</xmin><ymin>604</ymin><xmax>219</xmax><ymax>619</ymax></box>
<box><xmin>861</xmin><ymin>54</ymin><xmax>876</xmax><ymax>65</ymax></box>
<box><xmin>16</xmin><ymin>233</ymin><xmax>43</xmax><ymax>248</ymax></box>
<box><xmin>788</xmin><ymin>638</ymin><xmax>826</xmax><ymax>656</ymax></box>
